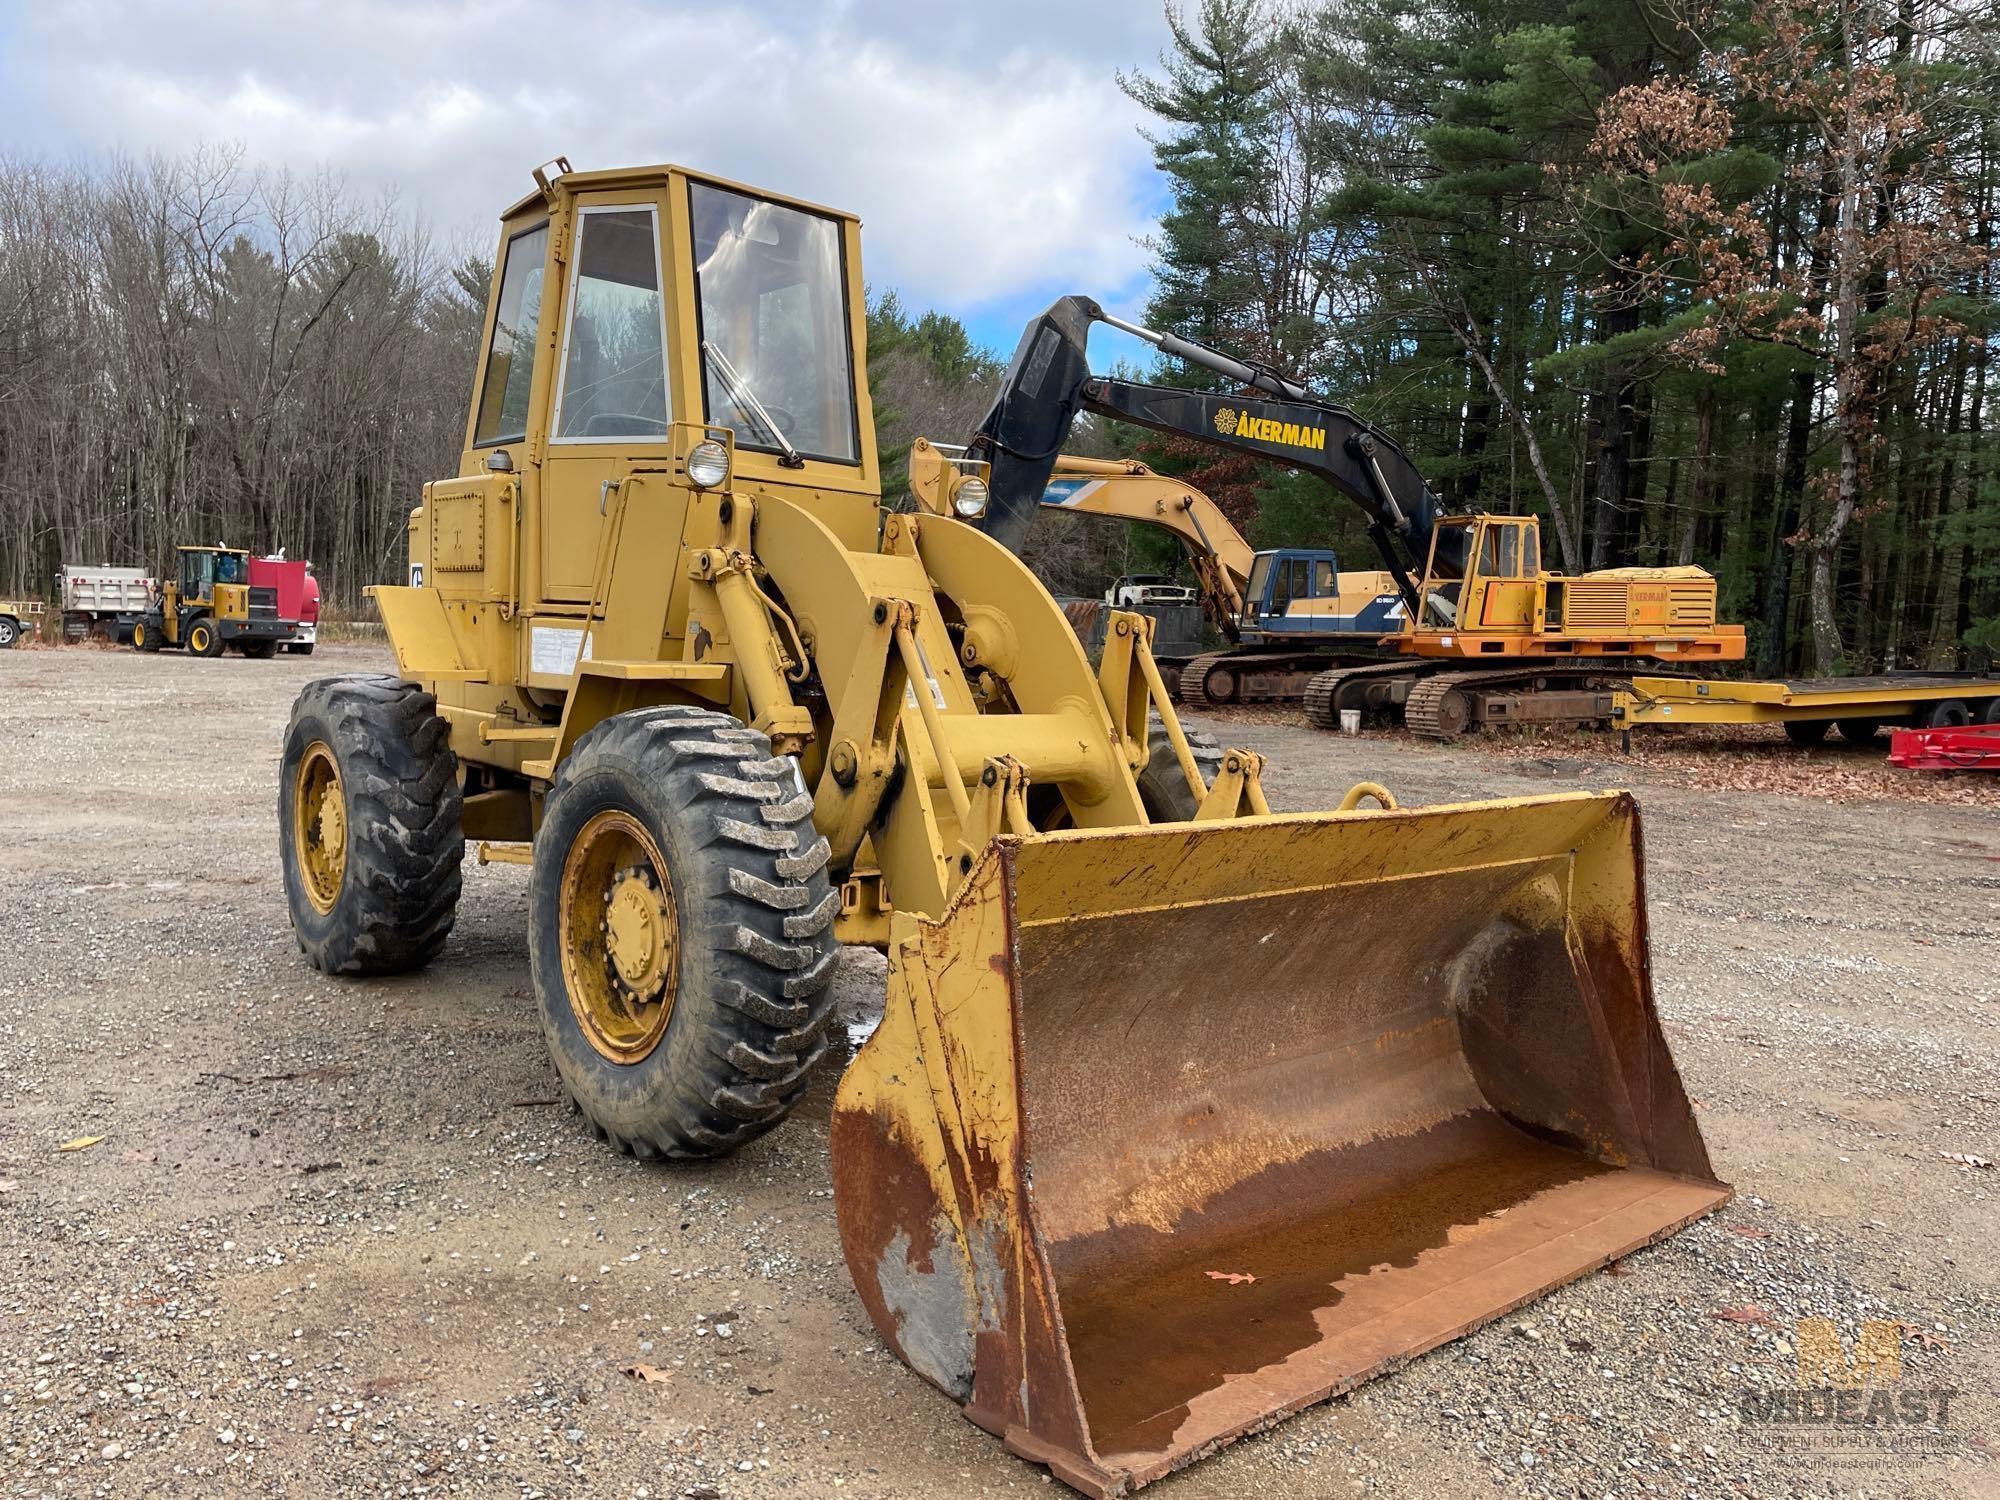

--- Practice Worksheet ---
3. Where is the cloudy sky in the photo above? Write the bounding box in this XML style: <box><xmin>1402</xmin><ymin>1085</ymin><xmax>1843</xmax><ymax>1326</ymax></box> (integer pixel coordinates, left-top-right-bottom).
<box><xmin>0</xmin><ymin>0</ymin><xmax>1178</xmax><ymax>357</ymax></box>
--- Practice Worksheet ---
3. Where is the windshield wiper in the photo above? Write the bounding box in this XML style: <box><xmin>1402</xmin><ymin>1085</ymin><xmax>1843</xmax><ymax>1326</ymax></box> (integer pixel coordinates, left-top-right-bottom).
<box><xmin>701</xmin><ymin>342</ymin><xmax>805</xmax><ymax>468</ymax></box>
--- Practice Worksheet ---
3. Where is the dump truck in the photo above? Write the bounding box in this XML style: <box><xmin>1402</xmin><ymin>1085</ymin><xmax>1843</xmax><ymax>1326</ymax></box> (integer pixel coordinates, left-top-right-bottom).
<box><xmin>276</xmin><ymin>160</ymin><xmax>1728</xmax><ymax>1497</ymax></box>
<box><xmin>55</xmin><ymin>564</ymin><xmax>153</xmax><ymax>642</ymax></box>
<box><xmin>132</xmin><ymin>545</ymin><xmax>295</xmax><ymax>657</ymax></box>
<box><xmin>972</xmin><ymin>303</ymin><xmax>1744</xmax><ymax>729</ymax></box>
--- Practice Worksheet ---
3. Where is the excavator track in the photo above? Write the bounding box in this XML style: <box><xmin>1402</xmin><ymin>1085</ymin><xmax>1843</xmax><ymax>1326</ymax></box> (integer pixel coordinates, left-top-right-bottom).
<box><xmin>1179</xmin><ymin>649</ymin><xmax>1378</xmax><ymax>708</ymax></box>
<box><xmin>1307</xmin><ymin>661</ymin><xmax>1683</xmax><ymax>737</ymax></box>
<box><xmin>1403</xmin><ymin>666</ymin><xmax>1631</xmax><ymax>739</ymax></box>
<box><xmin>1176</xmin><ymin>651</ymin><xmax>1242</xmax><ymax>708</ymax></box>
<box><xmin>1303</xmin><ymin>661</ymin><xmax>1422</xmax><ymax>728</ymax></box>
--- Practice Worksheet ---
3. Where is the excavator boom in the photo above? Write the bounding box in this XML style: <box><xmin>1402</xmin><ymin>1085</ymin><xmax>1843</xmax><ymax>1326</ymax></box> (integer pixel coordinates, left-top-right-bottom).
<box><xmin>968</xmin><ymin>296</ymin><xmax>1464</xmax><ymax>600</ymax></box>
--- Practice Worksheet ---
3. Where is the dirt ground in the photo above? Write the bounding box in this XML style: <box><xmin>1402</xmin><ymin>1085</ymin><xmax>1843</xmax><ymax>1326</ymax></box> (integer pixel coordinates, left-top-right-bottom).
<box><xmin>1</xmin><ymin>642</ymin><xmax>1993</xmax><ymax>1499</ymax></box>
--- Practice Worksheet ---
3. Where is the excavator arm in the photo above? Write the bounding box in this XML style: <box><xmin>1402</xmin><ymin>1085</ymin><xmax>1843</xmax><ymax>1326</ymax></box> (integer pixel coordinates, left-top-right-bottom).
<box><xmin>965</xmin><ymin>295</ymin><xmax>1466</xmax><ymax>603</ymax></box>
<box><xmin>1041</xmin><ymin>455</ymin><xmax>1254</xmax><ymax>638</ymax></box>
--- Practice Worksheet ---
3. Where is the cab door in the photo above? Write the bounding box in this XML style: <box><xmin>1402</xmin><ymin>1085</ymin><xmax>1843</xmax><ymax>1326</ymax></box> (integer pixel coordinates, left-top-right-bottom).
<box><xmin>1469</xmin><ymin>520</ymin><xmax>1536</xmax><ymax>632</ymax></box>
<box><xmin>540</xmin><ymin>191</ymin><xmax>678</xmax><ymax>602</ymax></box>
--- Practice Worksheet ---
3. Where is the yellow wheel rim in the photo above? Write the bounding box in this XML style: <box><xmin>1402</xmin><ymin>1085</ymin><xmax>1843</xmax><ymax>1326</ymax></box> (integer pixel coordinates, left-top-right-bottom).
<box><xmin>190</xmin><ymin>624</ymin><xmax>210</xmax><ymax>653</ymax></box>
<box><xmin>133</xmin><ymin>624</ymin><xmax>146</xmax><ymax>648</ymax></box>
<box><xmin>294</xmin><ymin>741</ymin><xmax>347</xmax><ymax>914</ymax></box>
<box><xmin>559</xmin><ymin>809</ymin><xmax>680</xmax><ymax>1063</ymax></box>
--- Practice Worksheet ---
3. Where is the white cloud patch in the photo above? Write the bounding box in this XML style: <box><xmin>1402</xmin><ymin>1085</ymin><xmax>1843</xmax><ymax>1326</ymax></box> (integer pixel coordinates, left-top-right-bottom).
<box><xmin>2</xmin><ymin>0</ymin><xmax>1167</xmax><ymax>319</ymax></box>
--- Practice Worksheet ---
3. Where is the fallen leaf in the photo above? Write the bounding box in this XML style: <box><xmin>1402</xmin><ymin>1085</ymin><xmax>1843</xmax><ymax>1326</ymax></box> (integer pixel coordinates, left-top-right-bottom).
<box><xmin>1711</xmin><ymin>1305</ymin><xmax>1774</xmax><ymax>1324</ymax></box>
<box><xmin>1604</xmin><ymin>1259</ymin><xmax>1633</xmax><ymax>1278</ymax></box>
<box><xmin>1204</xmin><ymin>1270</ymin><xmax>1257</xmax><ymax>1285</ymax></box>
<box><xmin>58</xmin><ymin>1135</ymin><xmax>105</xmax><ymax>1152</ymax></box>
<box><xmin>1725</xmin><ymin>1224</ymin><xmax>1772</xmax><ymax>1239</ymax></box>
<box><xmin>621</xmin><ymin>1363</ymin><xmax>672</xmax><ymax>1384</ymax></box>
<box><xmin>1940</xmin><ymin>1152</ymin><xmax>1991</xmax><ymax>1169</ymax></box>
<box><xmin>1891</xmin><ymin>1321</ymin><xmax>1954</xmax><ymax>1355</ymax></box>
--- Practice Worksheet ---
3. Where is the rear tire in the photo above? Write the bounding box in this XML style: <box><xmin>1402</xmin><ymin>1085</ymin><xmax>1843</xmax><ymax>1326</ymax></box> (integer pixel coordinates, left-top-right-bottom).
<box><xmin>1928</xmin><ymin>699</ymin><xmax>1971</xmax><ymax>729</ymax></box>
<box><xmin>1833</xmin><ymin>718</ymin><xmax>1881</xmax><ymax>744</ymax></box>
<box><xmin>1783</xmin><ymin>719</ymin><xmax>1829</xmax><ymax>747</ymax></box>
<box><xmin>187</xmin><ymin>618</ymin><xmax>224</xmax><ymax>658</ymax></box>
<box><xmin>241</xmin><ymin>638</ymin><xmax>278</xmax><ymax>660</ymax></box>
<box><xmin>280</xmin><ymin>674</ymin><xmax>464</xmax><ymax>975</ymax></box>
<box><xmin>1135</xmin><ymin>715</ymin><xmax>1225</xmax><ymax>822</ymax></box>
<box><xmin>529</xmin><ymin>706</ymin><xmax>838</xmax><ymax>1160</ymax></box>
<box><xmin>1980</xmin><ymin>699</ymin><xmax>2000</xmax><ymax>726</ymax></box>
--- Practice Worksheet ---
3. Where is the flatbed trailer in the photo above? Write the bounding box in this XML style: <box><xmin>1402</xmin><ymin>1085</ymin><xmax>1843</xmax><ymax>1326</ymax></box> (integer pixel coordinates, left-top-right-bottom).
<box><xmin>1615</xmin><ymin>673</ymin><xmax>2000</xmax><ymax>745</ymax></box>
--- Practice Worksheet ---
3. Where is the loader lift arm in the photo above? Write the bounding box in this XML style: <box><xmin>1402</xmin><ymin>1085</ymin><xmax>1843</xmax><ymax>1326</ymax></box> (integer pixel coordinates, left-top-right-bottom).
<box><xmin>965</xmin><ymin>295</ymin><xmax>1465</xmax><ymax>605</ymax></box>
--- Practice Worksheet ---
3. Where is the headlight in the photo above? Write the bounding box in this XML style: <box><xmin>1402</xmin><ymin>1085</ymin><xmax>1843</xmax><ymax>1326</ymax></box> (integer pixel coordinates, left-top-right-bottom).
<box><xmin>687</xmin><ymin>439</ymin><xmax>730</xmax><ymax>489</ymax></box>
<box><xmin>951</xmin><ymin>475</ymin><xmax>989</xmax><ymax>519</ymax></box>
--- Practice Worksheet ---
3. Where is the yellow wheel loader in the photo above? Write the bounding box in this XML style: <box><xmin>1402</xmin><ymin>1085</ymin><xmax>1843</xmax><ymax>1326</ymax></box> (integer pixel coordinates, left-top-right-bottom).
<box><xmin>133</xmin><ymin>545</ymin><xmax>290</xmax><ymax>658</ymax></box>
<box><xmin>277</xmin><ymin>160</ymin><xmax>1729</xmax><ymax>1498</ymax></box>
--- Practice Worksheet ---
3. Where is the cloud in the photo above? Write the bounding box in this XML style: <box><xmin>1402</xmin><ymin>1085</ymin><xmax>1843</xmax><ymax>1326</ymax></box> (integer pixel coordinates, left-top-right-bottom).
<box><xmin>1</xmin><ymin>0</ymin><xmax>1169</xmax><ymax>323</ymax></box>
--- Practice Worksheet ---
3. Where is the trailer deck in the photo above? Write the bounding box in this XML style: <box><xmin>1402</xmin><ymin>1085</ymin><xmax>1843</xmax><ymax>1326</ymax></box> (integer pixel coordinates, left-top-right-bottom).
<box><xmin>1615</xmin><ymin>672</ymin><xmax>2000</xmax><ymax>729</ymax></box>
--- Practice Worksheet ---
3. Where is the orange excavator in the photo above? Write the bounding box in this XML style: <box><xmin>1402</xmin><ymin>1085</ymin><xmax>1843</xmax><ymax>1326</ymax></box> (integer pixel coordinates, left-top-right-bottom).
<box><xmin>981</xmin><ymin>298</ymin><xmax>1743</xmax><ymax>734</ymax></box>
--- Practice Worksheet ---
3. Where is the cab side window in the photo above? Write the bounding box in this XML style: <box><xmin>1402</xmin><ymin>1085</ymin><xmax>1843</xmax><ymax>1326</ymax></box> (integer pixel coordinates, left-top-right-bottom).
<box><xmin>474</xmin><ymin>223</ymin><xmax>551</xmax><ymax>446</ymax></box>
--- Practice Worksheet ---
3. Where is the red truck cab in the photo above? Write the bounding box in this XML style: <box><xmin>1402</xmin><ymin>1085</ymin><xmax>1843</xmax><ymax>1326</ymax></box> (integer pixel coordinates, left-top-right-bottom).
<box><xmin>249</xmin><ymin>556</ymin><xmax>320</xmax><ymax>654</ymax></box>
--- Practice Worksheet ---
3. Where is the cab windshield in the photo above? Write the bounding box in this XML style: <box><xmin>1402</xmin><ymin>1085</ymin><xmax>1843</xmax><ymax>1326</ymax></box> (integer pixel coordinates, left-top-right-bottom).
<box><xmin>690</xmin><ymin>182</ymin><xmax>859</xmax><ymax>464</ymax></box>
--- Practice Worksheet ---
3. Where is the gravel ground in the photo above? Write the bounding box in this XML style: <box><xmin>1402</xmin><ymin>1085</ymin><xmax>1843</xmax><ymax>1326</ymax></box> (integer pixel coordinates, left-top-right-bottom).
<box><xmin>1</xmin><ymin>643</ymin><xmax>1992</xmax><ymax>1499</ymax></box>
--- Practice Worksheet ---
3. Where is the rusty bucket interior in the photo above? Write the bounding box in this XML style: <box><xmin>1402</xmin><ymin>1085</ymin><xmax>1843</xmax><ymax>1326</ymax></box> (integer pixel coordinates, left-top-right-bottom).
<box><xmin>832</xmin><ymin>789</ymin><xmax>1730</xmax><ymax>1498</ymax></box>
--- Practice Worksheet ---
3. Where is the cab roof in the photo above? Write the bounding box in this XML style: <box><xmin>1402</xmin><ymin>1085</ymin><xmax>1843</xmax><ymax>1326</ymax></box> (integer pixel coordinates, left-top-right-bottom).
<box><xmin>500</xmin><ymin>162</ymin><xmax>859</xmax><ymax>227</ymax></box>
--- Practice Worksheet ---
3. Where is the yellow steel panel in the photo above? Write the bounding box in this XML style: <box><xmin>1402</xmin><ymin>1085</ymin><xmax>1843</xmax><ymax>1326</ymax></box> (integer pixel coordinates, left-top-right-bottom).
<box><xmin>370</xmin><ymin>585</ymin><xmax>487</xmax><ymax>682</ymax></box>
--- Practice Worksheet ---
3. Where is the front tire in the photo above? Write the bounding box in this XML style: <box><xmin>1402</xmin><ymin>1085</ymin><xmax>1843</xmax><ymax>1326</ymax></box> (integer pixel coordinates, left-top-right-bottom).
<box><xmin>529</xmin><ymin>706</ymin><xmax>838</xmax><ymax>1160</ymax></box>
<box><xmin>280</xmin><ymin>675</ymin><xmax>464</xmax><ymax>975</ymax></box>
<box><xmin>1135</xmin><ymin>715</ymin><xmax>1225</xmax><ymax>822</ymax></box>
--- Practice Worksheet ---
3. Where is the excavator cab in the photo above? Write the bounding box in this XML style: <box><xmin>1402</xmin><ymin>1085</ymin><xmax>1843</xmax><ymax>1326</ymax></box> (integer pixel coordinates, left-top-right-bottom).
<box><xmin>1413</xmin><ymin>515</ymin><xmax>1541</xmax><ymax>634</ymax></box>
<box><xmin>1240</xmin><ymin>546</ymin><xmax>1403</xmax><ymax>646</ymax></box>
<box><xmin>1243</xmin><ymin>547</ymin><xmax>1340</xmax><ymax>623</ymax></box>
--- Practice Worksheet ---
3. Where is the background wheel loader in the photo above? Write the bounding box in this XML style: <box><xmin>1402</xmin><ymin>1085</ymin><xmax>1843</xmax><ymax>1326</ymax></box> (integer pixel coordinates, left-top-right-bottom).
<box><xmin>133</xmin><ymin>545</ymin><xmax>293</xmax><ymax>657</ymax></box>
<box><xmin>277</xmin><ymin>160</ymin><xmax>1729</xmax><ymax>1499</ymax></box>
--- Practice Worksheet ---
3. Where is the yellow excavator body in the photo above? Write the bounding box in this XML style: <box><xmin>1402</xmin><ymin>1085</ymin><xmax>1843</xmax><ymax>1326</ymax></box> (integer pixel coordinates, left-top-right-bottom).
<box><xmin>282</xmin><ymin>160</ymin><xmax>1728</xmax><ymax>1497</ymax></box>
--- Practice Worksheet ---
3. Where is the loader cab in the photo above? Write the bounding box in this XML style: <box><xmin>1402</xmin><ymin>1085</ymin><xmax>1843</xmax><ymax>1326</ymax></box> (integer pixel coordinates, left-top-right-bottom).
<box><xmin>1412</xmin><ymin>515</ymin><xmax>1541</xmax><ymax>637</ymax></box>
<box><xmin>175</xmin><ymin>546</ymin><xmax>250</xmax><ymax>610</ymax></box>
<box><xmin>449</xmin><ymin>163</ymin><xmax>881</xmax><ymax>626</ymax></box>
